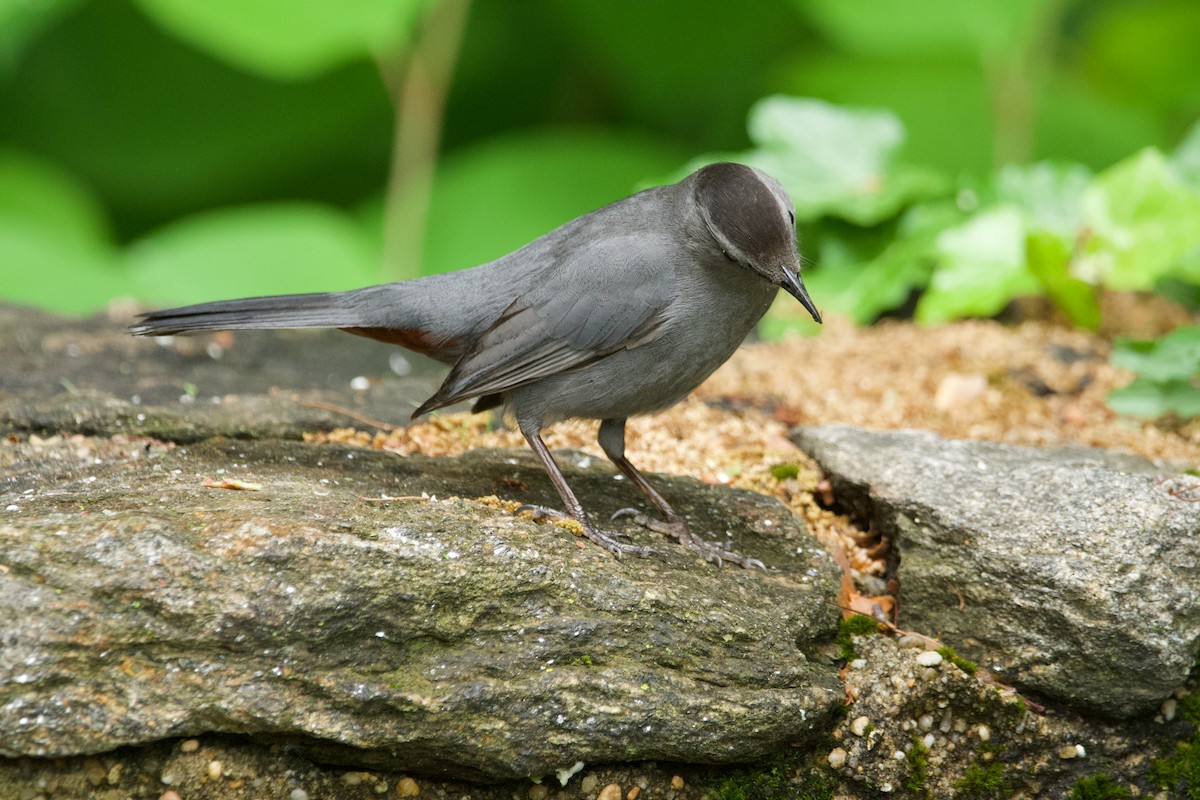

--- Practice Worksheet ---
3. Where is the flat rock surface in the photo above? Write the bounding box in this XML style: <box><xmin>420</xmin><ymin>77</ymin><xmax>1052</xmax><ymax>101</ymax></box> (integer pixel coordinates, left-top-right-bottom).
<box><xmin>793</xmin><ymin>423</ymin><xmax>1200</xmax><ymax>718</ymax></box>
<box><xmin>0</xmin><ymin>303</ymin><xmax>447</xmax><ymax>440</ymax></box>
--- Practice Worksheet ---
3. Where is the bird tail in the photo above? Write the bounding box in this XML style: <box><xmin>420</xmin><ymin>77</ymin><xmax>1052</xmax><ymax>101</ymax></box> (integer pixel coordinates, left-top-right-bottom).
<box><xmin>130</xmin><ymin>291</ymin><xmax>365</xmax><ymax>336</ymax></box>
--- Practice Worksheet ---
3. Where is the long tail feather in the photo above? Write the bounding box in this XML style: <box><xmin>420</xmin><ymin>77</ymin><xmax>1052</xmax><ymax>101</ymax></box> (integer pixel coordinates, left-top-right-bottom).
<box><xmin>130</xmin><ymin>292</ymin><xmax>361</xmax><ymax>336</ymax></box>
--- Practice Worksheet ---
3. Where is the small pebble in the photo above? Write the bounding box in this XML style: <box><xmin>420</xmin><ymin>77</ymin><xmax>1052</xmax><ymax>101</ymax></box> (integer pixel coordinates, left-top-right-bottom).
<box><xmin>159</xmin><ymin>792</ymin><xmax>181</xmax><ymax>800</ymax></box>
<box><xmin>922</xmin><ymin>733</ymin><xmax>935</xmax><ymax>748</ymax></box>
<box><xmin>207</xmin><ymin>760</ymin><xmax>223</xmax><ymax>780</ymax></box>
<box><xmin>83</xmin><ymin>758</ymin><xmax>106</xmax><ymax>787</ymax></box>
<box><xmin>597</xmin><ymin>784</ymin><xmax>622</xmax><ymax>800</ymax></box>
<box><xmin>343</xmin><ymin>773</ymin><xmax>364</xmax><ymax>786</ymax></box>
<box><xmin>892</xmin><ymin>750</ymin><xmax>906</xmax><ymax>761</ymax></box>
<box><xmin>580</xmin><ymin>774</ymin><xmax>599</xmax><ymax>794</ymax></box>
<box><xmin>827</xmin><ymin>747</ymin><xmax>847</xmax><ymax>769</ymax></box>
<box><xmin>528</xmin><ymin>783</ymin><xmax>549</xmax><ymax>800</ymax></box>
<box><xmin>291</xmin><ymin>789</ymin><xmax>310</xmax><ymax>800</ymax></box>
<box><xmin>915</xmin><ymin>650</ymin><xmax>943</xmax><ymax>667</ymax></box>
<box><xmin>670</xmin><ymin>775</ymin><xmax>685</xmax><ymax>790</ymax></box>
<box><xmin>977</xmin><ymin>724</ymin><xmax>991</xmax><ymax>742</ymax></box>
<box><xmin>160</xmin><ymin>772</ymin><xmax>177</xmax><ymax>786</ymax></box>
<box><xmin>107</xmin><ymin>763</ymin><xmax>125</xmax><ymax>786</ymax></box>
<box><xmin>1163</xmin><ymin>698</ymin><xmax>1178</xmax><ymax>721</ymax></box>
<box><xmin>851</xmin><ymin>715</ymin><xmax>871</xmax><ymax>736</ymax></box>
<box><xmin>180</xmin><ymin>739</ymin><xmax>200</xmax><ymax>753</ymax></box>
<box><xmin>396</xmin><ymin>776</ymin><xmax>420</xmax><ymax>797</ymax></box>
<box><xmin>1058</xmin><ymin>744</ymin><xmax>1085</xmax><ymax>759</ymax></box>
<box><xmin>627</xmin><ymin>786</ymin><xmax>641</xmax><ymax>800</ymax></box>
<box><xmin>849</xmin><ymin>658</ymin><xmax>867</xmax><ymax>670</ymax></box>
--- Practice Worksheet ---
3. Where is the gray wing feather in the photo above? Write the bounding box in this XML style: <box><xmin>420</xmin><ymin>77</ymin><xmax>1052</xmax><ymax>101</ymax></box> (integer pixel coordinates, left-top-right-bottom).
<box><xmin>414</xmin><ymin>234</ymin><xmax>674</xmax><ymax>416</ymax></box>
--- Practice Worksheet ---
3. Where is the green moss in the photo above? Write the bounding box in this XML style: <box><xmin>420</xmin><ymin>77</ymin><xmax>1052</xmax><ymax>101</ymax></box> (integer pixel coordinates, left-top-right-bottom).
<box><xmin>936</xmin><ymin>645</ymin><xmax>978</xmax><ymax>674</ymax></box>
<box><xmin>1150</xmin><ymin>731</ymin><xmax>1200</xmax><ymax>799</ymax></box>
<box><xmin>905</xmin><ymin>737</ymin><xmax>930</xmax><ymax>798</ymax></box>
<box><xmin>954</xmin><ymin>762</ymin><xmax>1011</xmax><ymax>799</ymax></box>
<box><xmin>769</xmin><ymin>463</ymin><xmax>801</xmax><ymax>481</ymax></box>
<box><xmin>1069</xmin><ymin>774</ymin><xmax>1132</xmax><ymax>800</ymax></box>
<box><xmin>835</xmin><ymin>614</ymin><xmax>880</xmax><ymax>661</ymax></box>
<box><xmin>705</xmin><ymin>751</ymin><xmax>834</xmax><ymax>800</ymax></box>
<box><xmin>1179</xmin><ymin>691</ymin><xmax>1200</xmax><ymax>724</ymax></box>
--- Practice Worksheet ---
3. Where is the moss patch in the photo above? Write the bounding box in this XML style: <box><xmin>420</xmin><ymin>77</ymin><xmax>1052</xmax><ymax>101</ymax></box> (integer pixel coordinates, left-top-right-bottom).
<box><xmin>835</xmin><ymin>614</ymin><xmax>880</xmax><ymax>661</ymax></box>
<box><xmin>936</xmin><ymin>645</ymin><xmax>978</xmax><ymax>674</ymax></box>
<box><xmin>905</xmin><ymin>736</ymin><xmax>930</xmax><ymax>798</ymax></box>
<box><xmin>1069</xmin><ymin>774</ymin><xmax>1132</xmax><ymax>800</ymax></box>
<box><xmin>954</xmin><ymin>762</ymin><xmax>1011</xmax><ymax>799</ymax></box>
<box><xmin>704</xmin><ymin>751</ymin><xmax>834</xmax><ymax>800</ymax></box>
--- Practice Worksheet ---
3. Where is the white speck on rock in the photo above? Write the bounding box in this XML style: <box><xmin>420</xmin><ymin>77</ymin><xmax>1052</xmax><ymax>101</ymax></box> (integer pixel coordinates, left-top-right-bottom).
<box><xmin>916</xmin><ymin>650</ymin><xmax>943</xmax><ymax>667</ymax></box>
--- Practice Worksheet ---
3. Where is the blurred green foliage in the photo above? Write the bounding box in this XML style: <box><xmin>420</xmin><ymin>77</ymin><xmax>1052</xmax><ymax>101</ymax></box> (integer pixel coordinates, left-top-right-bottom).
<box><xmin>1108</xmin><ymin>326</ymin><xmax>1200</xmax><ymax>418</ymax></box>
<box><xmin>0</xmin><ymin>0</ymin><xmax>1198</xmax><ymax>330</ymax></box>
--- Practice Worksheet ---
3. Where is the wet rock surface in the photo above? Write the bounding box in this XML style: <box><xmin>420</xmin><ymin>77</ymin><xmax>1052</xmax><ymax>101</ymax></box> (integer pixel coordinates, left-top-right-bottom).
<box><xmin>793</xmin><ymin>423</ymin><xmax>1200</xmax><ymax>718</ymax></box>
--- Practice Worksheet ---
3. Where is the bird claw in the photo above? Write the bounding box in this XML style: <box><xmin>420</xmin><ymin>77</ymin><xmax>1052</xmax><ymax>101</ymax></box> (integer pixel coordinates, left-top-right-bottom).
<box><xmin>611</xmin><ymin>509</ymin><xmax>766</xmax><ymax>570</ymax></box>
<box><xmin>516</xmin><ymin>505</ymin><xmax>651</xmax><ymax>558</ymax></box>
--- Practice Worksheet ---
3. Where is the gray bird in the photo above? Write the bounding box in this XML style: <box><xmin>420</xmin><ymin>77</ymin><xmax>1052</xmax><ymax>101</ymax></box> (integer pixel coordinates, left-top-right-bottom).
<box><xmin>132</xmin><ymin>162</ymin><xmax>821</xmax><ymax>568</ymax></box>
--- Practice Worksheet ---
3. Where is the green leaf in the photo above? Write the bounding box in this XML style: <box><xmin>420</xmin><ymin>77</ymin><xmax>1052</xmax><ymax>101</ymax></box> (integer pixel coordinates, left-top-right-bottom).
<box><xmin>993</xmin><ymin>161</ymin><xmax>1091</xmax><ymax>240</ymax></box>
<box><xmin>1111</xmin><ymin>326</ymin><xmax>1200</xmax><ymax>382</ymax></box>
<box><xmin>127</xmin><ymin>203</ymin><xmax>379</xmax><ymax>305</ymax></box>
<box><xmin>916</xmin><ymin>206</ymin><xmax>1038</xmax><ymax>323</ymax></box>
<box><xmin>0</xmin><ymin>216</ymin><xmax>125</xmax><ymax>314</ymax></box>
<box><xmin>739</xmin><ymin>96</ymin><xmax>948</xmax><ymax>225</ymax></box>
<box><xmin>1080</xmin><ymin>148</ymin><xmax>1200</xmax><ymax>290</ymax></box>
<box><xmin>0</xmin><ymin>147</ymin><xmax>111</xmax><ymax>245</ymax></box>
<box><xmin>807</xmin><ymin>201</ymin><xmax>961</xmax><ymax>324</ymax></box>
<box><xmin>1025</xmin><ymin>231</ymin><xmax>1100</xmax><ymax>330</ymax></box>
<box><xmin>1107</xmin><ymin>378</ymin><xmax>1200</xmax><ymax>419</ymax></box>
<box><xmin>134</xmin><ymin>0</ymin><xmax>428</xmax><ymax>79</ymax></box>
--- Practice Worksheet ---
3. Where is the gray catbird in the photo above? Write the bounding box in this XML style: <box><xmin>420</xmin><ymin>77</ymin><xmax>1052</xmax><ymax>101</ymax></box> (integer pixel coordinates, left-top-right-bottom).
<box><xmin>132</xmin><ymin>162</ymin><xmax>821</xmax><ymax>568</ymax></box>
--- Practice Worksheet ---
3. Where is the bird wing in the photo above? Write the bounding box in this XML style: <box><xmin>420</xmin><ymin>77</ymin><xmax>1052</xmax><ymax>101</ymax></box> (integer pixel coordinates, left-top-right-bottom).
<box><xmin>413</xmin><ymin>234</ymin><xmax>674</xmax><ymax>417</ymax></box>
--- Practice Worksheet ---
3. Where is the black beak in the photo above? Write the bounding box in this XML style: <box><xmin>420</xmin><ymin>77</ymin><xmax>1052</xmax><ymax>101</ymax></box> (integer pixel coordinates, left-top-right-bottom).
<box><xmin>781</xmin><ymin>268</ymin><xmax>822</xmax><ymax>324</ymax></box>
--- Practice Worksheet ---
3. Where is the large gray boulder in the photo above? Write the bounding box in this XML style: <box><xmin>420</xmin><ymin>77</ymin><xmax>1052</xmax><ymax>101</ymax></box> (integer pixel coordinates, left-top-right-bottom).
<box><xmin>1</xmin><ymin>435</ymin><xmax>842</xmax><ymax>781</ymax></box>
<box><xmin>792</xmin><ymin>424</ymin><xmax>1200</xmax><ymax>718</ymax></box>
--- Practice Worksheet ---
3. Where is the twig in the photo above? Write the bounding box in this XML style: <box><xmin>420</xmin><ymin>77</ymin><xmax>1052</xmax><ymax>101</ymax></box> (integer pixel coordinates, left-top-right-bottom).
<box><xmin>294</xmin><ymin>399</ymin><xmax>398</xmax><ymax>431</ymax></box>
<box><xmin>377</xmin><ymin>0</ymin><xmax>472</xmax><ymax>280</ymax></box>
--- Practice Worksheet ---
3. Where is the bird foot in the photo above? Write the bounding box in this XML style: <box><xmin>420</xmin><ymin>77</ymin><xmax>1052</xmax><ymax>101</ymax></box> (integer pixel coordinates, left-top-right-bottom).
<box><xmin>516</xmin><ymin>505</ymin><xmax>653</xmax><ymax>559</ymax></box>
<box><xmin>610</xmin><ymin>508</ymin><xmax>765</xmax><ymax>570</ymax></box>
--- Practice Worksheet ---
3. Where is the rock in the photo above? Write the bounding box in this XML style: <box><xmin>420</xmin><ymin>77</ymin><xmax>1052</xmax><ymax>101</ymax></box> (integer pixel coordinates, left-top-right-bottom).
<box><xmin>793</xmin><ymin>424</ymin><xmax>1200</xmax><ymax>718</ymax></box>
<box><xmin>0</xmin><ymin>434</ymin><xmax>841</xmax><ymax>780</ymax></box>
<box><xmin>0</xmin><ymin>304</ymin><xmax>448</xmax><ymax>442</ymax></box>
<box><xmin>829</xmin><ymin>635</ymin><xmax>1066</xmax><ymax>798</ymax></box>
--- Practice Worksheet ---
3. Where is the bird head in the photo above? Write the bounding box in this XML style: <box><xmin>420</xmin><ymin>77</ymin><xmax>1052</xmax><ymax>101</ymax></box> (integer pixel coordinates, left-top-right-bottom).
<box><xmin>691</xmin><ymin>162</ymin><xmax>821</xmax><ymax>324</ymax></box>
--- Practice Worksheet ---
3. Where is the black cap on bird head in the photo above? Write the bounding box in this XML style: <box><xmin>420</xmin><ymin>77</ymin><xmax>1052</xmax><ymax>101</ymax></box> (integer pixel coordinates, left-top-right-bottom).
<box><xmin>691</xmin><ymin>162</ymin><xmax>821</xmax><ymax>324</ymax></box>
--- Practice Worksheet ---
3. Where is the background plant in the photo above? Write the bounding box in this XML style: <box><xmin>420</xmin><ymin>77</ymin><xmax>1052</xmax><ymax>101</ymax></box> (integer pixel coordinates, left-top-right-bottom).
<box><xmin>1</xmin><ymin>0</ymin><xmax>1197</xmax><ymax>419</ymax></box>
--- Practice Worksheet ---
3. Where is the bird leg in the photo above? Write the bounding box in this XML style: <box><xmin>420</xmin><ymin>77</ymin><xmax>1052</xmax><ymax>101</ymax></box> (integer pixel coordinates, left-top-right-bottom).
<box><xmin>517</xmin><ymin>423</ymin><xmax>653</xmax><ymax>559</ymax></box>
<box><xmin>598</xmin><ymin>418</ymin><xmax>765</xmax><ymax>570</ymax></box>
